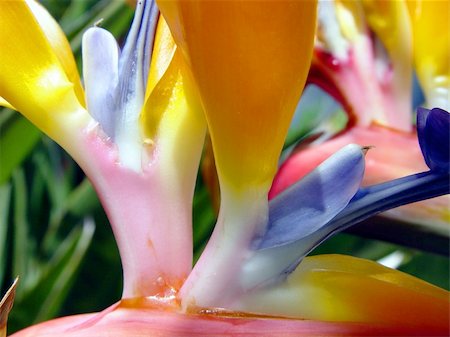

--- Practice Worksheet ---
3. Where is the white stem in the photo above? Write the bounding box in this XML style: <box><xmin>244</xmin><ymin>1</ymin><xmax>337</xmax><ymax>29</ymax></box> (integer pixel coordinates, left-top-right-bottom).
<box><xmin>180</xmin><ymin>185</ymin><xmax>269</xmax><ymax>309</ymax></box>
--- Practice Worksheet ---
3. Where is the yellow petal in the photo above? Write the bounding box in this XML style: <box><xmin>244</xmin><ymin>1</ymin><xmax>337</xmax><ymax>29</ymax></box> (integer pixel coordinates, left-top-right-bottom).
<box><xmin>334</xmin><ymin>0</ymin><xmax>365</xmax><ymax>42</ymax></box>
<box><xmin>362</xmin><ymin>0</ymin><xmax>411</xmax><ymax>64</ymax></box>
<box><xmin>26</xmin><ymin>0</ymin><xmax>85</xmax><ymax>107</ymax></box>
<box><xmin>362</xmin><ymin>0</ymin><xmax>412</xmax><ymax>88</ymax></box>
<box><xmin>0</xmin><ymin>96</ymin><xmax>14</xmax><ymax>110</ymax></box>
<box><xmin>238</xmin><ymin>255</ymin><xmax>449</xmax><ymax>329</ymax></box>
<box><xmin>292</xmin><ymin>255</ymin><xmax>449</xmax><ymax>326</ymax></box>
<box><xmin>141</xmin><ymin>48</ymin><xmax>205</xmax><ymax>158</ymax></box>
<box><xmin>158</xmin><ymin>1</ymin><xmax>317</xmax><ymax>189</ymax></box>
<box><xmin>144</xmin><ymin>16</ymin><xmax>177</xmax><ymax>101</ymax></box>
<box><xmin>141</xmin><ymin>16</ymin><xmax>178</xmax><ymax>139</ymax></box>
<box><xmin>0</xmin><ymin>1</ymin><xmax>90</xmax><ymax>145</ymax></box>
<box><xmin>408</xmin><ymin>0</ymin><xmax>449</xmax><ymax>109</ymax></box>
<box><xmin>141</xmin><ymin>47</ymin><xmax>204</xmax><ymax>152</ymax></box>
<box><xmin>139</xmin><ymin>12</ymin><xmax>206</xmax><ymax>187</ymax></box>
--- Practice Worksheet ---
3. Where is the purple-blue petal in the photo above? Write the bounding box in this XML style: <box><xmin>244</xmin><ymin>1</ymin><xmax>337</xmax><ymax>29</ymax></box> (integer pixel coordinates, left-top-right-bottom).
<box><xmin>327</xmin><ymin>171</ymin><xmax>449</xmax><ymax>239</ymax></box>
<box><xmin>417</xmin><ymin>107</ymin><xmax>450</xmax><ymax>173</ymax></box>
<box><xmin>256</xmin><ymin>144</ymin><xmax>365</xmax><ymax>250</ymax></box>
<box><xmin>239</xmin><ymin>145</ymin><xmax>365</xmax><ymax>289</ymax></box>
<box><xmin>118</xmin><ymin>0</ymin><xmax>158</xmax><ymax>102</ymax></box>
<box><xmin>82</xmin><ymin>0</ymin><xmax>159</xmax><ymax>140</ymax></box>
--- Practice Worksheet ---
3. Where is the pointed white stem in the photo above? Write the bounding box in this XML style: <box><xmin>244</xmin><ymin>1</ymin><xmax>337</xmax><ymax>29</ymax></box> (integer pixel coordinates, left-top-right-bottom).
<box><xmin>180</xmin><ymin>185</ymin><xmax>269</xmax><ymax>309</ymax></box>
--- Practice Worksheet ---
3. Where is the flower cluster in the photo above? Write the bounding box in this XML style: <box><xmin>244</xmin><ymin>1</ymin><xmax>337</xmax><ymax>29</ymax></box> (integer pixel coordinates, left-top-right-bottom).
<box><xmin>0</xmin><ymin>0</ymin><xmax>449</xmax><ymax>336</ymax></box>
<box><xmin>272</xmin><ymin>0</ymin><xmax>449</xmax><ymax>232</ymax></box>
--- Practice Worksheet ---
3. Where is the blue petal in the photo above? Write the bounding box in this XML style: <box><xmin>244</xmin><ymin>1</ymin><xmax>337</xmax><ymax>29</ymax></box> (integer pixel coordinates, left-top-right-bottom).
<box><xmin>256</xmin><ymin>144</ymin><xmax>365</xmax><ymax>250</ymax></box>
<box><xmin>114</xmin><ymin>0</ymin><xmax>159</xmax><ymax>169</ymax></box>
<box><xmin>240</xmin><ymin>111</ymin><xmax>450</xmax><ymax>290</ymax></box>
<box><xmin>117</xmin><ymin>0</ymin><xmax>158</xmax><ymax>108</ymax></box>
<box><xmin>327</xmin><ymin>171</ymin><xmax>450</xmax><ymax>231</ymax></box>
<box><xmin>238</xmin><ymin>145</ymin><xmax>365</xmax><ymax>290</ymax></box>
<box><xmin>82</xmin><ymin>0</ymin><xmax>158</xmax><ymax>140</ymax></box>
<box><xmin>82</xmin><ymin>27</ymin><xmax>119</xmax><ymax>137</ymax></box>
<box><xmin>417</xmin><ymin>107</ymin><xmax>450</xmax><ymax>173</ymax></box>
<box><xmin>240</xmin><ymin>153</ymin><xmax>449</xmax><ymax>290</ymax></box>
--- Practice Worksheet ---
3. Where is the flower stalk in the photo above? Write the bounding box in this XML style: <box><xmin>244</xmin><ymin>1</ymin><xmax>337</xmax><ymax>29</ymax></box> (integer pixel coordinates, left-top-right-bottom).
<box><xmin>1</xmin><ymin>1</ymin><xmax>449</xmax><ymax>336</ymax></box>
<box><xmin>0</xmin><ymin>0</ymin><xmax>207</xmax><ymax>298</ymax></box>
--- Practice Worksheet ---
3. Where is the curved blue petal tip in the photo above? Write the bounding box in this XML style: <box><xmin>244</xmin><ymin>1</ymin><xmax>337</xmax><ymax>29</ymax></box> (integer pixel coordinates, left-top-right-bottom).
<box><xmin>257</xmin><ymin>144</ymin><xmax>365</xmax><ymax>249</ymax></box>
<box><xmin>240</xmin><ymin>145</ymin><xmax>365</xmax><ymax>289</ymax></box>
<box><xmin>417</xmin><ymin>107</ymin><xmax>450</xmax><ymax>173</ymax></box>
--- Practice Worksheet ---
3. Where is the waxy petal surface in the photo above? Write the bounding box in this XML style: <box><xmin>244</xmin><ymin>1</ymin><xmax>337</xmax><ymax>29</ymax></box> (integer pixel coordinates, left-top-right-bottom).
<box><xmin>144</xmin><ymin>17</ymin><xmax>177</xmax><ymax>101</ymax></box>
<box><xmin>271</xmin><ymin>126</ymin><xmax>450</xmax><ymax>232</ymax></box>
<box><xmin>140</xmin><ymin>16</ymin><xmax>178</xmax><ymax>140</ymax></box>
<box><xmin>158</xmin><ymin>0</ymin><xmax>317</xmax><ymax>188</ymax></box>
<box><xmin>260</xmin><ymin>144</ymin><xmax>365</xmax><ymax>249</ymax></box>
<box><xmin>82</xmin><ymin>27</ymin><xmax>120</xmax><ymax>137</ymax></box>
<box><xmin>0</xmin><ymin>1</ymin><xmax>90</xmax><ymax>147</ymax></box>
<box><xmin>408</xmin><ymin>0</ymin><xmax>449</xmax><ymax>109</ymax></box>
<box><xmin>0</xmin><ymin>97</ymin><xmax>14</xmax><ymax>110</ymax></box>
<box><xmin>235</xmin><ymin>254</ymin><xmax>449</xmax><ymax>333</ymax></box>
<box><xmin>26</xmin><ymin>0</ymin><xmax>85</xmax><ymax>106</ymax></box>
<box><xmin>11</xmin><ymin>300</ymin><xmax>440</xmax><ymax>337</ymax></box>
<box><xmin>240</xmin><ymin>145</ymin><xmax>364</xmax><ymax>289</ymax></box>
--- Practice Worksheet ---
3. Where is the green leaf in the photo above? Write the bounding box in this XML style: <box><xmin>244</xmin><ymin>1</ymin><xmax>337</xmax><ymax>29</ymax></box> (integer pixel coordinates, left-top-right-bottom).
<box><xmin>69</xmin><ymin>0</ymin><xmax>132</xmax><ymax>54</ymax></box>
<box><xmin>0</xmin><ymin>114</ymin><xmax>41</xmax><ymax>184</ymax></box>
<box><xmin>44</xmin><ymin>178</ymin><xmax>99</xmax><ymax>243</ymax></box>
<box><xmin>11</xmin><ymin>170</ymin><xmax>30</xmax><ymax>285</ymax></box>
<box><xmin>399</xmin><ymin>252</ymin><xmax>450</xmax><ymax>290</ymax></box>
<box><xmin>33</xmin><ymin>149</ymin><xmax>70</xmax><ymax>251</ymax></box>
<box><xmin>0</xmin><ymin>184</ymin><xmax>12</xmax><ymax>290</ymax></box>
<box><xmin>11</xmin><ymin>219</ymin><xmax>95</xmax><ymax>327</ymax></box>
<box><xmin>193</xmin><ymin>184</ymin><xmax>216</xmax><ymax>260</ymax></box>
<box><xmin>65</xmin><ymin>179</ymin><xmax>99</xmax><ymax>216</ymax></box>
<box><xmin>59</xmin><ymin>0</ymin><xmax>111</xmax><ymax>38</ymax></box>
<box><xmin>0</xmin><ymin>109</ymin><xmax>14</xmax><ymax>127</ymax></box>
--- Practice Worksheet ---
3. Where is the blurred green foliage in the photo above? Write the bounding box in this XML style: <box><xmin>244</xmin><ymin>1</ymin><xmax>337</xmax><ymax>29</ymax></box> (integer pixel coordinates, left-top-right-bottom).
<box><xmin>0</xmin><ymin>1</ymin><xmax>448</xmax><ymax>335</ymax></box>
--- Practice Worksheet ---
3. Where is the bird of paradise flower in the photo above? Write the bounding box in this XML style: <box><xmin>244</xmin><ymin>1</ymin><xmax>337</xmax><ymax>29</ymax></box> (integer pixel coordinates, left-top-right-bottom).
<box><xmin>0</xmin><ymin>0</ymin><xmax>449</xmax><ymax>336</ymax></box>
<box><xmin>272</xmin><ymin>0</ymin><xmax>450</xmax><ymax>234</ymax></box>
